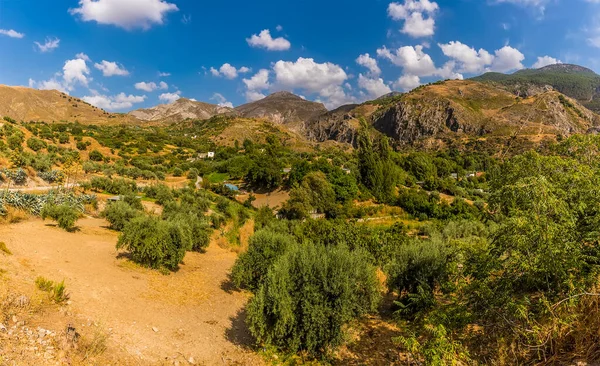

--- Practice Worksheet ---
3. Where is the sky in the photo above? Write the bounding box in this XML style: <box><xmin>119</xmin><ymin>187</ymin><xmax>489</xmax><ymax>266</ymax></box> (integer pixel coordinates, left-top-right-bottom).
<box><xmin>0</xmin><ymin>0</ymin><xmax>599</xmax><ymax>112</ymax></box>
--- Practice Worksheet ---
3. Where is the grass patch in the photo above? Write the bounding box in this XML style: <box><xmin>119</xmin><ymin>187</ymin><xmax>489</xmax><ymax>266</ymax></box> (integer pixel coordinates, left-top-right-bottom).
<box><xmin>35</xmin><ymin>276</ymin><xmax>69</xmax><ymax>303</ymax></box>
<box><xmin>0</xmin><ymin>242</ymin><xmax>11</xmax><ymax>255</ymax></box>
<box><xmin>206</xmin><ymin>172</ymin><xmax>229</xmax><ymax>184</ymax></box>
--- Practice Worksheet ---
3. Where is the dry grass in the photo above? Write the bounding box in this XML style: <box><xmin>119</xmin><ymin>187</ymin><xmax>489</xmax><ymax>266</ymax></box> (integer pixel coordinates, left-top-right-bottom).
<box><xmin>0</xmin><ymin>207</ymin><xmax>29</xmax><ymax>224</ymax></box>
<box><xmin>0</xmin><ymin>241</ymin><xmax>11</xmax><ymax>255</ymax></box>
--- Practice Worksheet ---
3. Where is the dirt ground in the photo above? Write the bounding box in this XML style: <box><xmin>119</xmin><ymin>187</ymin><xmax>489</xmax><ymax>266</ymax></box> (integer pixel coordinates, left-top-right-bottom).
<box><xmin>0</xmin><ymin>217</ymin><xmax>262</xmax><ymax>365</ymax></box>
<box><xmin>236</xmin><ymin>190</ymin><xmax>290</xmax><ymax>209</ymax></box>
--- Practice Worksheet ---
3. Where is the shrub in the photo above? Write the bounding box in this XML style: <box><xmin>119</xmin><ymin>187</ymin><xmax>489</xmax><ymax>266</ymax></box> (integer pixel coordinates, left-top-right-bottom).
<box><xmin>89</xmin><ymin>149</ymin><xmax>104</xmax><ymax>162</ymax></box>
<box><xmin>101</xmin><ymin>201</ymin><xmax>141</xmax><ymax>231</ymax></box>
<box><xmin>247</xmin><ymin>244</ymin><xmax>381</xmax><ymax>356</ymax></box>
<box><xmin>117</xmin><ymin>215</ymin><xmax>192</xmax><ymax>271</ymax></box>
<box><xmin>144</xmin><ymin>184</ymin><xmax>174</xmax><ymax>205</ymax></box>
<box><xmin>27</xmin><ymin>137</ymin><xmax>47</xmax><ymax>152</ymax></box>
<box><xmin>41</xmin><ymin>203</ymin><xmax>81</xmax><ymax>232</ymax></box>
<box><xmin>173</xmin><ymin>167</ymin><xmax>183</xmax><ymax>177</ymax></box>
<box><xmin>231</xmin><ymin>229</ymin><xmax>297</xmax><ymax>291</ymax></box>
<box><xmin>385</xmin><ymin>237</ymin><xmax>452</xmax><ymax>316</ymax></box>
<box><xmin>35</xmin><ymin>276</ymin><xmax>69</xmax><ymax>303</ymax></box>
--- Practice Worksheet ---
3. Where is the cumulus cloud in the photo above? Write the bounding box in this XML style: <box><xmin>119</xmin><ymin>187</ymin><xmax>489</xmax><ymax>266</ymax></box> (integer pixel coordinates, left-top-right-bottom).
<box><xmin>532</xmin><ymin>56</ymin><xmax>562</xmax><ymax>69</ymax></box>
<box><xmin>34</xmin><ymin>37</ymin><xmax>60</xmax><ymax>53</ymax></box>
<box><xmin>356</xmin><ymin>53</ymin><xmax>381</xmax><ymax>76</ymax></box>
<box><xmin>395</xmin><ymin>74</ymin><xmax>421</xmax><ymax>91</ymax></box>
<box><xmin>245</xmin><ymin>91</ymin><xmax>267</xmax><ymax>102</ymax></box>
<box><xmin>76</xmin><ymin>52</ymin><xmax>91</xmax><ymax>62</ymax></box>
<box><xmin>63</xmin><ymin>58</ymin><xmax>91</xmax><ymax>87</ymax></box>
<box><xmin>69</xmin><ymin>0</ymin><xmax>179</xmax><ymax>30</ymax></box>
<box><xmin>273</xmin><ymin>57</ymin><xmax>348</xmax><ymax>94</ymax></box>
<box><xmin>83</xmin><ymin>92</ymin><xmax>146</xmax><ymax>111</ymax></box>
<box><xmin>272</xmin><ymin>58</ymin><xmax>354</xmax><ymax>109</ymax></box>
<box><xmin>210</xmin><ymin>63</ymin><xmax>251</xmax><ymax>79</ymax></box>
<box><xmin>247</xmin><ymin>29</ymin><xmax>291</xmax><ymax>51</ymax></box>
<box><xmin>243</xmin><ymin>69</ymin><xmax>271</xmax><ymax>91</ymax></box>
<box><xmin>438</xmin><ymin>41</ymin><xmax>493</xmax><ymax>73</ymax></box>
<box><xmin>358</xmin><ymin>74</ymin><xmax>392</xmax><ymax>99</ymax></box>
<box><xmin>159</xmin><ymin>91</ymin><xmax>181</xmax><ymax>103</ymax></box>
<box><xmin>388</xmin><ymin>0</ymin><xmax>439</xmax><ymax>38</ymax></box>
<box><xmin>94</xmin><ymin>60</ymin><xmax>129</xmax><ymax>77</ymax></box>
<box><xmin>134</xmin><ymin>81</ymin><xmax>168</xmax><ymax>92</ymax></box>
<box><xmin>29</xmin><ymin>54</ymin><xmax>92</xmax><ymax>93</ymax></box>
<box><xmin>210</xmin><ymin>93</ymin><xmax>234</xmax><ymax>108</ymax></box>
<box><xmin>377</xmin><ymin>45</ymin><xmax>438</xmax><ymax>76</ymax></box>
<box><xmin>0</xmin><ymin>29</ymin><xmax>25</xmax><ymax>38</ymax></box>
<box><xmin>438</xmin><ymin>41</ymin><xmax>525</xmax><ymax>73</ymax></box>
<box><xmin>490</xmin><ymin>46</ymin><xmax>525</xmax><ymax>72</ymax></box>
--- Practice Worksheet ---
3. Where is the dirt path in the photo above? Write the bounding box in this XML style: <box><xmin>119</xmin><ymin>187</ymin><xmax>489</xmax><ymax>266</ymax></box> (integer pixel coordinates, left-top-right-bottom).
<box><xmin>0</xmin><ymin>218</ymin><xmax>261</xmax><ymax>365</ymax></box>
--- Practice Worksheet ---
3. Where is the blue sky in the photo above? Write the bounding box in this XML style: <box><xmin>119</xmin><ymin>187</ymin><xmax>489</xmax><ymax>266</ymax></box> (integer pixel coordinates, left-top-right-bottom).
<box><xmin>0</xmin><ymin>0</ymin><xmax>599</xmax><ymax>111</ymax></box>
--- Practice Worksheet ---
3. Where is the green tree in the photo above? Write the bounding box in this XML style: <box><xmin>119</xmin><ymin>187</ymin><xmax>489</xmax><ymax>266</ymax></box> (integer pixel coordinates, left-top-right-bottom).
<box><xmin>247</xmin><ymin>244</ymin><xmax>381</xmax><ymax>356</ymax></box>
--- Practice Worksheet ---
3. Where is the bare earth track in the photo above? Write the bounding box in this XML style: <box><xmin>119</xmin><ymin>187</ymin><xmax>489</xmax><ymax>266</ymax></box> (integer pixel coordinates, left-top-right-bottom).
<box><xmin>0</xmin><ymin>217</ymin><xmax>262</xmax><ymax>365</ymax></box>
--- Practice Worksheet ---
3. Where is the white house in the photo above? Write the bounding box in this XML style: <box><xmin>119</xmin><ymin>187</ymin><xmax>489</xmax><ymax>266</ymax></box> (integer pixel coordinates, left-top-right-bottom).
<box><xmin>207</xmin><ymin>151</ymin><xmax>215</xmax><ymax>158</ymax></box>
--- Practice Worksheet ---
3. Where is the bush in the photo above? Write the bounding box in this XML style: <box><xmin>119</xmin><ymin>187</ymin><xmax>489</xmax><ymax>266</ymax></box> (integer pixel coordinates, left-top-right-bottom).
<box><xmin>144</xmin><ymin>184</ymin><xmax>174</xmax><ymax>205</ymax></box>
<box><xmin>116</xmin><ymin>215</ymin><xmax>192</xmax><ymax>271</ymax></box>
<box><xmin>173</xmin><ymin>167</ymin><xmax>183</xmax><ymax>177</ymax></box>
<box><xmin>27</xmin><ymin>137</ymin><xmax>47</xmax><ymax>152</ymax></box>
<box><xmin>247</xmin><ymin>244</ymin><xmax>381</xmax><ymax>356</ymax></box>
<box><xmin>385</xmin><ymin>237</ymin><xmax>452</xmax><ymax>315</ymax></box>
<box><xmin>231</xmin><ymin>229</ymin><xmax>297</xmax><ymax>291</ymax></box>
<box><xmin>89</xmin><ymin>149</ymin><xmax>104</xmax><ymax>161</ymax></box>
<box><xmin>101</xmin><ymin>201</ymin><xmax>141</xmax><ymax>231</ymax></box>
<box><xmin>41</xmin><ymin>203</ymin><xmax>80</xmax><ymax>231</ymax></box>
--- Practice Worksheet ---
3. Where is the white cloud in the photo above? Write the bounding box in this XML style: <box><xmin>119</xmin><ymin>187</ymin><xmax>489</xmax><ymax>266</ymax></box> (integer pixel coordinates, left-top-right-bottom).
<box><xmin>210</xmin><ymin>63</ymin><xmax>251</xmax><ymax>79</ymax></box>
<box><xmin>94</xmin><ymin>60</ymin><xmax>129</xmax><ymax>77</ymax></box>
<box><xmin>29</xmin><ymin>55</ymin><xmax>92</xmax><ymax>93</ymax></box>
<box><xmin>159</xmin><ymin>91</ymin><xmax>181</xmax><ymax>103</ymax></box>
<box><xmin>358</xmin><ymin>74</ymin><xmax>392</xmax><ymax>99</ymax></box>
<box><xmin>438</xmin><ymin>41</ymin><xmax>494</xmax><ymax>73</ymax></box>
<box><xmin>245</xmin><ymin>91</ymin><xmax>267</xmax><ymax>102</ymax></box>
<box><xmin>438</xmin><ymin>41</ymin><xmax>524</xmax><ymax>73</ymax></box>
<box><xmin>69</xmin><ymin>0</ymin><xmax>179</xmax><ymax>30</ymax></box>
<box><xmin>158</xmin><ymin>71</ymin><xmax>171</xmax><ymax>77</ymax></box>
<box><xmin>243</xmin><ymin>69</ymin><xmax>271</xmax><ymax>91</ymax></box>
<box><xmin>134</xmin><ymin>81</ymin><xmax>168</xmax><ymax>92</ymax></box>
<box><xmin>388</xmin><ymin>0</ymin><xmax>439</xmax><ymax>38</ymax></box>
<box><xmin>210</xmin><ymin>93</ymin><xmax>234</xmax><ymax>108</ymax></box>
<box><xmin>0</xmin><ymin>29</ymin><xmax>25</xmax><ymax>38</ymax></box>
<box><xmin>395</xmin><ymin>74</ymin><xmax>421</xmax><ymax>91</ymax></box>
<box><xmin>490</xmin><ymin>46</ymin><xmax>525</xmax><ymax>72</ymax></box>
<box><xmin>273</xmin><ymin>57</ymin><xmax>348</xmax><ymax>94</ymax></box>
<box><xmin>76</xmin><ymin>52</ymin><xmax>91</xmax><ymax>62</ymax></box>
<box><xmin>272</xmin><ymin>58</ymin><xmax>353</xmax><ymax>109</ymax></box>
<box><xmin>377</xmin><ymin>45</ymin><xmax>437</xmax><ymax>76</ymax></box>
<box><xmin>356</xmin><ymin>53</ymin><xmax>381</xmax><ymax>76</ymax></box>
<box><xmin>532</xmin><ymin>56</ymin><xmax>562</xmax><ymax>69</ymax></box>
<box><xmin>247</xmin><ymin>29</ymin><xmax>291</xmax><ymax>51</ymax></box>
<box><xmin>63</xmin><ymin>58</ymin><xmax>91</xmax><ymax>88</ymax></box>
<box><xmin>34</xmin><ymin>37</ymin><xmax>60</xmax><ymax>53</ymax></box>
<box><xmin>83</xmin><ymin>92</ymin><xmax>146</xmax><ymax>111</ymax></box>
<box><xmin>276</xmin><ymin>25</ymin><xmax>283</xmax><ymax>31</ymax></box>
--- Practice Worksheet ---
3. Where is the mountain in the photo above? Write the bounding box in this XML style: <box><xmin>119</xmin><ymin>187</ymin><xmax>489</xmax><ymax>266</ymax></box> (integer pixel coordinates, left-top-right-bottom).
<box><xmin>129</xmin><ymin>98</ymin><xmax>233</xmax><ymax>124</ymax></box>
<box><xmin>304</xmin><ymin>80</ymin><xmax>600</xmax><ymax>146</ymax></box>
<box><xmin>235</xmin><ymin>91</ymin><xmax>328</xmax><ymax>127</ymax></box>
<box><xmin>0</xmin><ymin>85</ymin><xmax>135</xmax><ymax>124</ymax></box>
<box><xmin>471</xmin><ymin>64</ymin><xmax>600</xmax><ymax>112</ymax></box>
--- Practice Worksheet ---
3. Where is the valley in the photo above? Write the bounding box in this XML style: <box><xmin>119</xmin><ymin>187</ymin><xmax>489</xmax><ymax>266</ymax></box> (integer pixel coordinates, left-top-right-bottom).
<box><xmin>2</xmin><ymin>63</ymin><xmax>600</xmax><ymax>366</ymax></box>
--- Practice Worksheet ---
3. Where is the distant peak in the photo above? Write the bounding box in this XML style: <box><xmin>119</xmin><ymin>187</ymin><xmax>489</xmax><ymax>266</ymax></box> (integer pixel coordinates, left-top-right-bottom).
<box><xmin>537</xmin><ymin>64</ymin><xmax>596</xmax><ymax>74</ymax></box>
<box><xmin>265</xmin><ymin>91</ymin><xmax>302</xmax><ymax>99</ymax></box>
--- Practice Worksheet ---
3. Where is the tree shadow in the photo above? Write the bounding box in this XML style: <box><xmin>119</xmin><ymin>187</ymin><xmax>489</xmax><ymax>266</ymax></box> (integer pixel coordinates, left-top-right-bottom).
<box><xmin>220</xmin><ymin>273</ymin><xmax>238</xmax><ymax>294</ymax></box>
<box><xmin>224</xmin><ymin>308</ymin><xmax>256</xmax><ymax>350</ymax></box>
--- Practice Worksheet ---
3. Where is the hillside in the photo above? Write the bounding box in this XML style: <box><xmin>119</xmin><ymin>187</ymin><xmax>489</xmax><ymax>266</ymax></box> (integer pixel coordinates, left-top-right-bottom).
<box><xmin>129</xmin><ymin>98</ymin><xmax>234</xmax><ymax>124</ymax></box>
<box><xmin>472</xmin><ymin>64</ymin><xmax>600</xmax><ymax>112</ymax></box>
<box><xmin>235</xmin><ymin>91</ymin><xmax>328</xmax><ymax>130</ymax></box>
<box><xmin>0</xmin><ymin>85</ymin><xmax>135</xmax><ymax>124</ymax></box>
<box><xmin>304</xmin><ymin>80</ymin><xmax>600</xmax><ymax>145</ymax></box>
